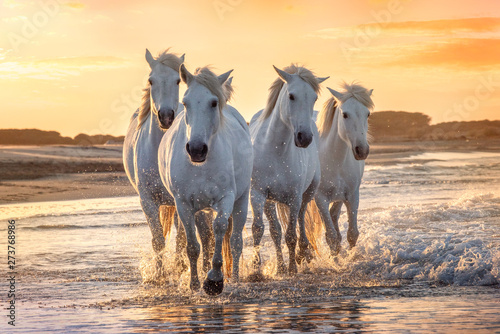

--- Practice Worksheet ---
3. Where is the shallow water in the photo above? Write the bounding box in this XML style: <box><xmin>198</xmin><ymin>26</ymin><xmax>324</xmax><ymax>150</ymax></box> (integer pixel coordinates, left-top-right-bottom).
<box><xmin>1</xmin><ymin>151</ymin><xmax>499</xmax><ymax>333</ymax></box>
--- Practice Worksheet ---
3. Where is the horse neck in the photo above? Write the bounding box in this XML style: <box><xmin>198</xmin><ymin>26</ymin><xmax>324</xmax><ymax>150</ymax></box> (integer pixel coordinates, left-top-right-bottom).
<box><xmin>324</xmin><ymin>108</ymin><xmax>350</xmax><ymax>164</ymax></box>
<box><xmin>143</xmin><ymin>111</ymin><xmax>165</xmax><ymax>146</ymax></box>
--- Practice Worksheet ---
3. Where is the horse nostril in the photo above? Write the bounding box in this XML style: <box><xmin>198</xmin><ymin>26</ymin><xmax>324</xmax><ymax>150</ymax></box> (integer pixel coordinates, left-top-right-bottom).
<box><xmin>186</xmin><ymin>143</ymin><xmax>191</xmax><ymax>154</ymax></box>
<box><xmin>297</xmin><ymin>132</ymin><xmax>303</xmax><ymax>142</ymax></box>
<box><xmin>201</xmin><ymin>144</ymin><xmax>208</xmax><ymax>155</ymax></box>
<box><xmin>355</xmin><ymin>146</ymin><xmax>361</xmax><ymax>155</ymax></box>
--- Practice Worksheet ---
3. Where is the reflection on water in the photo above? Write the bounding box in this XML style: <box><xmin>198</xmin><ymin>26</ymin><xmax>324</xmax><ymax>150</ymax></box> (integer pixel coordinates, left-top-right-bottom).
<box><xmin>131</xmin><ymin>300</ymin><xmax>367</xmax><ymax>333</ymax></box>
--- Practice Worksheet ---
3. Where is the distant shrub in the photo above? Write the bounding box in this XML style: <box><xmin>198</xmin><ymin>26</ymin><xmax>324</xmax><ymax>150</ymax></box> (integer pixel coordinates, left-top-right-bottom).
<box><xmin>0</xmin><ymin>129</ymin><xmax>124</xmax><ymax>146</ymax></box>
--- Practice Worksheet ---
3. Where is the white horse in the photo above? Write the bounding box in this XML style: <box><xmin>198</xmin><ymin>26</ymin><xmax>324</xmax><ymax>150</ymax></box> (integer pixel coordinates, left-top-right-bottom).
<box><xmin>249</xmin><ymin>65</ymin><xmax>328</xmax><ymax>275</ymax></box>
<box><xmin>307</xmin><ymin>83</ymin><xmax>374</xmax><ymax>255</ymax></box>
<box><xmin>159</xmin><ymin>65</ymin><xmax>252</xmax><ymax>295</ymax></box>
<box><xmin>123</xmin><ymin>49</ymin><xmax>214</xmax><ymax>272</ymax></box>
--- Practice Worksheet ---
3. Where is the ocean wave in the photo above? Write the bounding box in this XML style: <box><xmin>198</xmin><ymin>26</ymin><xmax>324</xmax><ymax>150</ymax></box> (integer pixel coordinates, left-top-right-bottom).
<box><xmin>308</xmin><ymin>192</ymin><xmax>500</xmax><ymax>286</ymax></box>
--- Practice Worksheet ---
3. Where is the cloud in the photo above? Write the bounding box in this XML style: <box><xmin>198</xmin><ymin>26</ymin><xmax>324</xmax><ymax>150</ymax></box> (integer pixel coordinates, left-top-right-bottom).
<box><xmin>0</xmin><ymin>56</ymin><xmax>130</xmax><ymax>80</ymax></box>
<box><xmin>2</xmin><ymin>0</ymin><xmax>27</xmax><ymax>9</ymax></box>
<box><xmin>372</xmin><ymin>17</ymin><xmax>500</xmax><ymax>34</ymax></box>
<box><xmin>388</xmin><ymin>38</ymin><xmax>500</xmax><ymax>70</ymax></box>
<box><xmin>306</xmin><ymin>17</ymin><xmax>500</xmax><ymax>40</ymax></box>
<box><xmin>64</xmin><ymin>2</ymin><xmax>85</xmax><ymax>9</ymax></box>
<box><xmin>1</xmin><ymin>15</ymin><xmax>28</xmax><ymax>23</ymax></box>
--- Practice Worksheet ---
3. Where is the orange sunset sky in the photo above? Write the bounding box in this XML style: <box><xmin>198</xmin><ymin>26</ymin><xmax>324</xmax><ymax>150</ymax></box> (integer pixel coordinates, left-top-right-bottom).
<box><xmin>1</xmin><ymin>0</ymin><xmax>499</xmax><ymax>137</ymax></box>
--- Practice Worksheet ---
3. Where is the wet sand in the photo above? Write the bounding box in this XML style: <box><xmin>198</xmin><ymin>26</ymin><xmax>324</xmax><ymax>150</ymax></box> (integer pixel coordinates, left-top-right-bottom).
<box><xmin>1</xmin><ymin>139</ymin><xmax>499</xmax><ymax>204</ymax></box>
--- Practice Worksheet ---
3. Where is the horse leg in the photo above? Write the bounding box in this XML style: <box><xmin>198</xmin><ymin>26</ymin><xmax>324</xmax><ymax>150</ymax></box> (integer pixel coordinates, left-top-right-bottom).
<box><xmin>296</xmin><ymin>180</ymin><xmax>318</xmax><ymax>265</ymax></box>
<box><xmin>139</xmin><ymin>196</ymin><xmax>165</xmax><ymax>276</ymax></box>
<box><xmin>345</xmin><ymin>191</ymin><xmax>360</xmax><ymax>248</ymax></box>
<box><xmin>296</xmin><ymin>201</ymin><xmax>314</xmax><ymax>265</ymax></box>
<box><xmin>264</xmin><ymin>201</ymin><xmax>286</xmax><ymax>275</ymax></box>
<box><xmin>203</xmin><ymin>196</ymin><xmax>234</xmax><ymax>296</ymax></box>
<box><xmin>250</xmin><ymin>189</ymin><xmax>266</xmax><ymax>270</ymax></box>
<box><xmin>195</xmin><ymin>211</ymin><xmax>215</xmax><ymax>274</ymax></box>
<box><xmin>315</xmin><ymin>193</ymin><xmax>341</xmax><ymax>256</ymax></box>
<box><xmin>174</xmin><ymin>212</ymin><xmax>188</xmax><ymax>272</ymax></box>
<box><xmin>230</xmin><ymin>189</ymin><xmax>250</xmax><ymax>282</ymax></box>
<box><xmin>285</xmin><ymin>202</ymin><xmax>300</xmax><ymax>275</ymax></box>
<box><xmin>140</xmin><ymin>197</ymin><xmax>165</xmax><ymax>254</ymax></box>
<box><xmin>174</xmin><ymin>202</ymin><xmax>200</xmax><ymax>292</ymax></box>
<box><xmin>329</xmin><ymin>201</ymin><xmax>343</xmax><ymax>249</ymax></box>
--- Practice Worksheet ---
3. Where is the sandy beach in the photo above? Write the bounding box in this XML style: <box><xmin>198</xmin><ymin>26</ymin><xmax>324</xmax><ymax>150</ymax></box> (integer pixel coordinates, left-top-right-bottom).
<box><xmin>1</xmin><ymin>139</ymin><xmax>499</xmax><ymax>204</ymax></box>
<box><xmin>0</xmin><ymin>145</ymin><xmax>134</xmax><ymax>204</ymax></box>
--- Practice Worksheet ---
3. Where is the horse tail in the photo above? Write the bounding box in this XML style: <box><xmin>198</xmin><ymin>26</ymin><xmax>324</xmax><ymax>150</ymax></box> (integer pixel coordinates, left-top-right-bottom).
<box><xmin>277</xmin><ymin>202</ymin><xmax>323</xmax><ymax>255</ymax></box>
<box><xmin>276</xmin><ymin>203</ymin><xmax>290</xmax><ymax>232</ymax></box>
<box><xmin>304</xmin><ymin>200</ymin><xmax>324</xmax><ymax>253</ymax></box>
<box><xmin>159</xmin><ymin>205</ymin><xmax>176</xmax><ymax>239</ymax></box>
<box><xmin>222</xmin><ymin>216</ymin><xmax>233</xmax><ymax>278</ymax></box>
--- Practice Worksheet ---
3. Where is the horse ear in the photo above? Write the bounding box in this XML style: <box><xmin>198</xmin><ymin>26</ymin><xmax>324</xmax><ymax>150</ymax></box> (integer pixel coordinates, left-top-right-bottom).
<box><xmin>180</xmin><ymin>64</ymin><xmax>193</xmax><ymax>85</ymax></box>
<box><xmin>145</xmin><ymin>49</ymin><xmax>156</xmax><ymax>69</ymax></box>
<box><xmin>273</xmin><ymin>65</ymin><xmax>293</xmax><ymax>83</ymax></box>
<box><xmin>327</xmin><ymin>87</ymin><xmax>343</xmax><ymax>101</ymax></box>
<box><xmin>368</xmin><ymin>89</ymin><xmax>373</xmax><ymax>96</ymax></box>
<box><xmin>317</xmin><ymin>76</ymin><xmax>330</xmax><ymax>84</ymax></box>
<box><xmin>223</xmin><ymin>77</ymin><xmax>234</xmax><ymax>102</ymax></box>
<box><xmin>217</xmin><ymin>70</ymin><xmax>233</xmax><ymax>85</ymax></box>
<box><xmin>180</xmin><ymin>54</ymin><xmax>185</xmax><ymax>63</ymax></box>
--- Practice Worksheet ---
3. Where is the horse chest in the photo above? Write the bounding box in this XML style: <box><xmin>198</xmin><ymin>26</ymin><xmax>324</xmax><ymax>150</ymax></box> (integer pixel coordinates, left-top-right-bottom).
<box><xmin>170</xmin><ymin>161</ymin><xmax>234</xmax><ymax>208</ymax></box>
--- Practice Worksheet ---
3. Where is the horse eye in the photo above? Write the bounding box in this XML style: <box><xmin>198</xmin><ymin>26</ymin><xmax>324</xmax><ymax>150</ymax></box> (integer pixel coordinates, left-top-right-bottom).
<box><xmin>289</xmin><ymin>93</ymin><xmax>295</xmax><ymax>101</ymax></box>
<box><xmin>211</xmin><ymin>100</ymin><xmax>218</xmax><ymax>108</ymax></box>
<box><xmin>367</xmin><ymin>113</ymin><xmax>371</xmax><ymax>118</ymax></box>
<box><xmin>343</xmin><ymin>113</ymin><xmax>348</xmax><ymax>119</ymax></box>
<box><xmin>176</xmin><ymin>79</ymin><xmax>180</xmax><ymax>85</ymax></box>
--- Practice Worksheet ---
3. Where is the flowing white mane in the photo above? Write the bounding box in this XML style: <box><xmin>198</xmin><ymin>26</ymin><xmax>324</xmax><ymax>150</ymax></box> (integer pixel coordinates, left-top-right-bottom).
<box><xmin>137</xmin><ymin>49</ymin><xmax>184</xmax><ymax>129</ymax></box>
<box><xmin>192</xmin><ymin>66</ymin><xmax>234</xmax><ymax>116</ymax></box>
<box><xmin>317</xmin><ymin>82</ymin><xmax>374</xmax><ymax>137</ymax></box>
<box><xmin>260</xmin><ymin>64</ymin><xmax>321</xmax><ymax>121</ymax></box>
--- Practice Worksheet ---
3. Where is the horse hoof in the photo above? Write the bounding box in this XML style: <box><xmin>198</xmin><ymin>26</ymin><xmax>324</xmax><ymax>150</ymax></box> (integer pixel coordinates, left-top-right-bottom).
<box><xmin>203</xmin><ymin>278</ymin><xmax>224</xmax><ymax>296</ymax></box>
<box><xmin>296</xmin><ymin>253</ymin><xmax>304</xmax><ymax>265</ymax></box>
<box><xmin>277</xmin><ymin>262</ymin><xmax>287</xmax><ymax>276</ymax></box>
<box><xmin>297</xmin><ymin>246</ymin><xmax>314</xmax><ymax>265</ymax></box>
<box><xmin>305</xmin><ymin>248</ymin><xmax>314</xmax><ymax>263</ymax></box>
<box><xmin>288</xmin><ymin>264</ymin><xmax>298</xmax><ymax>276</ymax></box>
<box><xmin>190</xmin><ymin>280</ymin><xmax>201</xmax><ymax>292</ymax></box>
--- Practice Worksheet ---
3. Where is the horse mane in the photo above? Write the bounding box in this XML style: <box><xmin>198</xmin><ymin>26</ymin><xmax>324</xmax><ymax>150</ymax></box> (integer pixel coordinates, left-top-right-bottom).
<box><xmin>317</xmin><ymin>82</ymin><xmax>374</xmax><ymax>137</ymax></box>
<box><xmin>260</xmin><ymin>64</ymin><xmax>321</xmax><ymax>121</ymax></box>
<box><xmin>192</xmin><ymin>66</ymin><xmax>233</xmax><ymax>120</ymax></box>
<box><xmin>338</xmin><ymin>82</ymin><xmax>374</xmax><ymax>110</ymax></box>
<box><xmin>317</xmin><ymin>97</ymin><xmax>338</xmax><ymax>137</ymax></box>
<box><xmin>137</xmin><ymin>49</ymin><xmax>184</xmax><ymax>129</ymax></box>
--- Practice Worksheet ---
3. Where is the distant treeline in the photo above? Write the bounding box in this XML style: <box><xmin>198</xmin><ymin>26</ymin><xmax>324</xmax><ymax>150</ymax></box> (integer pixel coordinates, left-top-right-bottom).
<box><xmin>0</xmin><ymin>129</ymin><xmax>125</xmax><ymax>146</ymax></box>
<box><xmin>2</xmin><ymin>112</ymin><xmax>500</xmax><ymax>145</ymax></box>
<box><xmin>369</xmin><ymin>111</ymin><xmax>500</xmax><ymax>142</ymax></box>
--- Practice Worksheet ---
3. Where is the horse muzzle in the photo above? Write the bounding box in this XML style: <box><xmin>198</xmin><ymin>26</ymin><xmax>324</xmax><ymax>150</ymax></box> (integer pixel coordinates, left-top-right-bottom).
<box><xmin>353</xmin><ymin>145</ymin><xmax>369</xmax><ymax>160</ymax></box>
<box><xmin>158</xmin><ymin>109</ymin><xmax>175</xmax><ymax>129</ymax></box>
<box><xmin>186</xmin><ymin>141</ymin><xmax>208</xmax><ymax>163</ymax></box>
<box><xmin>294</xmin><ymin>130</ymin><xmax>313</xmax><ymax>148</ymax></box>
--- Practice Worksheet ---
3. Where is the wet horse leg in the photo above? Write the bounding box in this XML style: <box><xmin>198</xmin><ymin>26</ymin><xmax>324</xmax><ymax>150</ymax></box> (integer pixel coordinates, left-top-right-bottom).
<box><xmin>195</xmin><ymin>211</ymin><xmax>215</xmax><ymax>273</ymax></box>
<box><xmin>345</xmin><ymin>191</ymin><xmax>360</xmax><ymax>248</ymax></box>
<box><xmin>175</xmin><ymin>203</ymin><xmax>200</xmax><ymax>291</ymax></box>
<box><xmin>315</xmin><ymin>193</ymin><xmax>341</xmax><ymax>256</ymax></box>
<box><xmin>264</xmin><ymin>201</ymin><xmax>286</xmax><ymax>275</ymax></box>
<box><xmin>250</xmin><ymin>189</ymin><xmax>266</xmax><ymax>271</ymax></box>
<box><xmin>230</xmin><ymin>189</ymin><xmax>250</xmax><ymax>281</ymax></box>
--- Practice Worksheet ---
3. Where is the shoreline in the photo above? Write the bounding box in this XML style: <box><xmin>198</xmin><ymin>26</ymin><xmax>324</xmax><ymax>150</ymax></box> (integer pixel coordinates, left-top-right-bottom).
<box><xmin>1</xmin><ymin>139</ymin><xmax>499</xmax><ymax>205</ymax></box>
